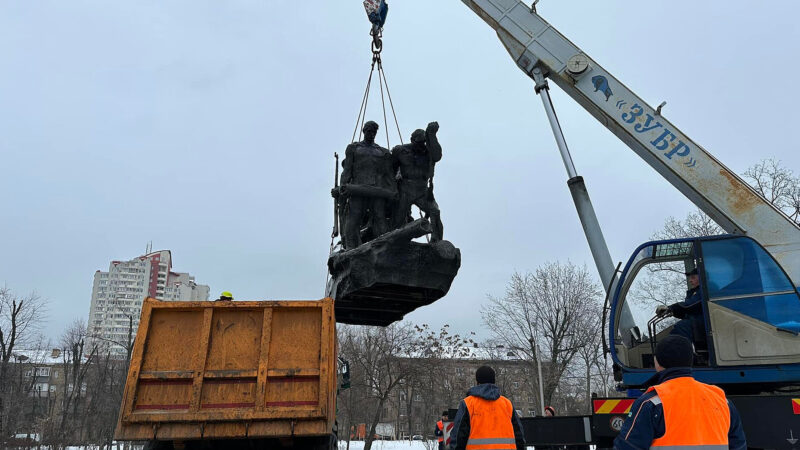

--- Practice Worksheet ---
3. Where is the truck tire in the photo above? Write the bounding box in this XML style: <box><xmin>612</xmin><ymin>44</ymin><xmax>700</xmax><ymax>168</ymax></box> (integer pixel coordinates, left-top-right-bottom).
<box><xmin>143</xmin><ymin>441</ymin><xmax>171</xmax><ymax>450</ymax></box>
<box><xmin>143</xmin><ymin>435</ymin><xmax>336</xmax><ymax>449</ymax></box>
<box><xmin>312</xmin><ymin>433</ymin><xmax>337</xmax><ymax>450</ymax></box>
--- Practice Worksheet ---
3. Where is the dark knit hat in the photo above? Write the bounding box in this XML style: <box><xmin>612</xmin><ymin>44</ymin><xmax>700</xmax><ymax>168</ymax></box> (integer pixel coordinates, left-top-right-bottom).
<box><xmin>475</xmin><ymin>365</ymin><xmax>495</xmax><ymax>384</ymax></box>
<box><xmin>655</xmin><ymin>335</ymin><xmax>694</xmax><ymax>368</ymax></box>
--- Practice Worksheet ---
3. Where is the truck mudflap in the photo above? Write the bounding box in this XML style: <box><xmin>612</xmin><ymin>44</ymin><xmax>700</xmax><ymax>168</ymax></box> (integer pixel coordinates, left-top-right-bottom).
<box><xmin>729</xmin><ymin>395</ymin><xmax>800</xmax><ymax>450</ymax></box>
<box><xmin>519</xmin><ymin>416</ymin><xmax>593</xmax><ymax>446</ymax></box>
<box><xmin>519</xmin><ymin>398</ymin><xmax>631</xmax><ymax>447</ymax></box>
<box><xmin>590</xmin><ymin>398</ymin><xmax>635</xmax><ymax>443</ymax></box>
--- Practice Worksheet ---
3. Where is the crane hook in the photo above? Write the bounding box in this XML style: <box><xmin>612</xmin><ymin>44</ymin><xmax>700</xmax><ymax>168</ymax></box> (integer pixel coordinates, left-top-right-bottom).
<box><xmin>371</xmin><ymin>28</ymin><xmax>383</xmax><ymax>56</ymax></box>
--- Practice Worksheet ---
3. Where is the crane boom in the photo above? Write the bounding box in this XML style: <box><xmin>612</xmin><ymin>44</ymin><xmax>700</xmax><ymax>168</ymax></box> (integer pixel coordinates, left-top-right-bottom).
<box><xmin>462</xmin><ymin>0</ymin><xmax>800</xmax><ymax>284</ymax></box>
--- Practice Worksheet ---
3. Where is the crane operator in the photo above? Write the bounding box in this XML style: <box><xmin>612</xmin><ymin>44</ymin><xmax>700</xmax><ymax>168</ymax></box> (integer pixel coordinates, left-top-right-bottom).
<box><xmin>656</xmin><ymin>268</ymin><xmax>704</xmax><ymax>350</ymax></box>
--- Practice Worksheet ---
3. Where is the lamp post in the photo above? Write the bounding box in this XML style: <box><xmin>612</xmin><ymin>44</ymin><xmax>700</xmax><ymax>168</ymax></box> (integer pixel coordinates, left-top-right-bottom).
<box><xmin>527</xmin><ymin>337</ymin><xmax>545</xmax><ymax>414</ymax></box>
<box><xmin>535</xmin><ymin>343</ymin><xmax>545</xmax><ymax>414</ymax></box>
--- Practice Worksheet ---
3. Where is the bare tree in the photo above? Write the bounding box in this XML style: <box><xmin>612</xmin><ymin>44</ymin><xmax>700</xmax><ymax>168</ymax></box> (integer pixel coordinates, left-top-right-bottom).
<box><xmin>1</xmin><ymin>338</ymin><xmax>49</xmax><ymax>446</ymax></box>
<box><xmin>0</xmin><ymin>286</ymin><xmax>46</xmax><ymax>440</ymax></box>
<box><xmin>404</xmin><ymin>324</ymin><xmax>475</xmax><ymax>439</ymax></box>
<box><xmin>655</xmin><ymin>159</ymin><xmax>798</xmax><ymax>243</ymax></box>
<box><xmin>338</xmin><ymin>323</ymin><xmax>419</xmax><ymax>450</ymax></box>
<box><xmin>652</xmin><ymin>209</ymin><xmax>723</xmax><ymax>241</ymax></box>
<box><xmin>336</xmin><ymin>326</ymin><xmax>369</xmax><ymax>450</ymax></box>
<box><xmin>643</xmin><ymin>209</ymin><xmax>721</xmax><ymax>323</ymax></box>
<box><xmin>81</xmin><ymin>348</ymin><xmax>127</xmax><ymax>449</ymax></box>
<box><xmin>573</xmin><ymin>311</ymin><xmax>604</xmax><ymax>414</ymax></box>
<box><xmin>88</xmin><ymin>313</ymin><xmax>135</xmax><ymax>363</ymax></box>
<box><xmin>47</xmin><ymin>319</ymin><xmax>97</xmax><ymax>449</ymax></box>
<box><xmin>743</xmin><ymin>158</ymin><xmax>800</xmax><ymax>223</ymax></box>
<box><xmin>482</xmin><ymin>262</ymin><xmax>603</xmax><ymax>407</ymax></box>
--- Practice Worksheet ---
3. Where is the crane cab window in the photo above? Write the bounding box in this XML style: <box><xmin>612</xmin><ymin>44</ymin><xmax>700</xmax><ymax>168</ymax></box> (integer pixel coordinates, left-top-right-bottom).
<box><xmin>701</xmin><ymin>237</ymin><xmax>800</xmax><ymax>333</ymax></box>
<box><xmin>615</xmin><ymin>241</ymin><xmax>697</xmax><ymax>369</ymax></box>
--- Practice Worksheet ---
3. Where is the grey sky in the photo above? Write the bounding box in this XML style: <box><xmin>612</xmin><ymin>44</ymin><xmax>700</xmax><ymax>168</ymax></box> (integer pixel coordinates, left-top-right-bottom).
<box><xmin>2</xmin><ymin>1</ymin><xmax>799</xmax><ymax>341</ymax></box>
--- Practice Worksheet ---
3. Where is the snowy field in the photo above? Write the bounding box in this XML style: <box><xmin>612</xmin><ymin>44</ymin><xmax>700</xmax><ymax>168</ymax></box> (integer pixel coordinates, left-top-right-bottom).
<box><xmin>338</xmin><ymin>442</ymin><xmax>436</xmax><ymax>450</ymax></box>
<box><xmin>54</xmin><ymin>441</ymin><xmax>439</xmax><ymax>450</ymax></box>
<box><xmin>44</xmin><ymin>442</ymin><xmax>437</xmax><ymax>450</ymax></box>
<box><xmin>55</xmin><ymin>443</ymin><xmax>439</xmax><ymax>450</ymax></box>
<box><xmin>53</xmin><ymin>443</ymin><xmax>540</xmax><ymax>450</ymax></box>
<box><xmin>30</xmin><ymin>442</ymin><xmax>435</xmax><ymax>450</ymax></box>
<box><xmin>338</xmin><ymin>442</ymin><xmax>540</xmax><ymax>450</ymax></box>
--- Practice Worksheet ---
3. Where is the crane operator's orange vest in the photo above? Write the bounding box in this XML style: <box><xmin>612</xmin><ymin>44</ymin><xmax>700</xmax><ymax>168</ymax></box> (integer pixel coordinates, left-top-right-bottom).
<box><xmin>437</xmin><ymin>420</ymin><xmax>444</xmax><ymax>443</ymax></box>
<box><xmin>645</xmin><ymin>377</ymin><xmax>730</xmax><ymax>450</ymax></box>
<box><xmin>463</xmin><ymin>394</ymin><xmax>516</xmax><ymax>450</ymax></box>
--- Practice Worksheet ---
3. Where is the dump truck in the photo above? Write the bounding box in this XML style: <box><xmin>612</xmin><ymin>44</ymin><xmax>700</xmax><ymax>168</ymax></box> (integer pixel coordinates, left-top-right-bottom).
<box><xmin>114</xmin><ymin>298</ymin><xmax>338</xmax><ymax>450</ymax></box>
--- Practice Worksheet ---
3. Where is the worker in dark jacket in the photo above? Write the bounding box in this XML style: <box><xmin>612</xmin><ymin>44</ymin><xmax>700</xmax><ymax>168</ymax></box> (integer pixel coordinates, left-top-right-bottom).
<box><xmin>449</xmin><ymin>365</ymin><xmax>525</xmax><ymax>450</ymax></box>
<box><xmin>614</xmin><ymin>336</ymin><xmax>746</xmax><ymax>450</ymax></box>
<box><xmin>656</xmin><ymin>269</ymin><xmax>703</xmax><ymax>344</ymax></box>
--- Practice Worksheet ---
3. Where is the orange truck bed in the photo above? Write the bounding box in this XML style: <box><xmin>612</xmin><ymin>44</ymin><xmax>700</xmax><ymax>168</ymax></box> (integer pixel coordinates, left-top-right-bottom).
<box><xmin>115</xmin><ymin>298</ymin><xmax>336</xmax><ymax>444</ymax></box>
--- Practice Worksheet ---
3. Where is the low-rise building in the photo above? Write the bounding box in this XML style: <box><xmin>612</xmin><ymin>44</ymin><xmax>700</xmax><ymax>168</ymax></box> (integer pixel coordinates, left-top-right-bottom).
<box><xmin>385</xmin><ymin>346</ymin><xmax>542</xmax><ymax>439</ymax></box>
<box><xmin>10</xmin><ymin>349</ymin><xmax>89</xmax><ymax>425</ymax></box>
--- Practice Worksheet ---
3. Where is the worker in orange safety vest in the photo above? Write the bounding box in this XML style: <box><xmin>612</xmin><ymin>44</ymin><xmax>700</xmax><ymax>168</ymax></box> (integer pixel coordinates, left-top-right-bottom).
<box><xmin>448</xmin><ymin>365</ymin><xmax>525</xmax><ymax>450</ymax></box>
<box><xmin>614</xmin><ymin>335</ymin><xmax>746</xmax><ymax>450</ymax></box>
<box><xmin>435</xmin><ymin>410</ymin><xmax>449</xmax><ymax>450</ymax></box>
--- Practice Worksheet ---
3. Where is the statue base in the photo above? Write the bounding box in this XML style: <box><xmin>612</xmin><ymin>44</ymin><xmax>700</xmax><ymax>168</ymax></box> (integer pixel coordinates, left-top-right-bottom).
<box><xmin>326</xmin><ymin>220</ymin><xmax>461</xmax><ymax>326</ymax></box>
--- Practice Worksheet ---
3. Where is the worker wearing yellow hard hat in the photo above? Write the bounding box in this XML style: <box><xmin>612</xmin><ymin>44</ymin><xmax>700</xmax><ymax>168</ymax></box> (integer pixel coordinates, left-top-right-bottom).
<box><xmin>217</xmin><ymin>291</ymin><xmax>234</xmax><ymax>301</ymax></box>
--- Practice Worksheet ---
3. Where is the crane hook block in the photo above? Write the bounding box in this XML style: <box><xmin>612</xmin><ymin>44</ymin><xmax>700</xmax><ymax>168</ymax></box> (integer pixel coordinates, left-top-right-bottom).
<box><xmin>363</xmin><ymin>0</ymin><xmax>389</xmax><ymax>30</ymax></box>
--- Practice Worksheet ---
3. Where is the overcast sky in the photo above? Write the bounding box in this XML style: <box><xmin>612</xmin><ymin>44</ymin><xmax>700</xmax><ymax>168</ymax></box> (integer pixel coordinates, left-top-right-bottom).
<box><xmin>2</xmin><ymin>1</ymin><xmax>799</xmax><ymax>342</ymax></box>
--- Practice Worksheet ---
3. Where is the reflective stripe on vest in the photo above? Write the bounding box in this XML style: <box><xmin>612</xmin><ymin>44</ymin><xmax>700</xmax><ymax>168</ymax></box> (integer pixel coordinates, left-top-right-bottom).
<box><xmin>464</xmin><ymin>395</ymin><xmax>516</xmax><ymax>450</ymax></box>
<box><xmin>437</xmin><ymin>420</ymin><xmax>444</xmax><ymax>442</ymax></box>
<box><xmin>646</xmin><ymin>377</ymin><xmax>730</xmax><ymax>450</ymax></box>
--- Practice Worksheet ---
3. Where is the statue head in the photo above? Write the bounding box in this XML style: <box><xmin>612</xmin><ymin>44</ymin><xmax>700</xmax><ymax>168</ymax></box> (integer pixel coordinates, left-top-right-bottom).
<box><xmin>363</xmin><ymin>121</ymin><xmax>379</xmax><ymax>143</ymax></box>
<box><xmin>410</xmin><ymin>129</ymin><xmax>426</xmax><ymax>145</ymax></box>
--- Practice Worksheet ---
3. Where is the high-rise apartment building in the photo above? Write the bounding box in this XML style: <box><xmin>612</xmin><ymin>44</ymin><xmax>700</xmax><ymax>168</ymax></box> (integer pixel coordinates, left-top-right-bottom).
<box><xmin>87</xmin><ymin>250</ymin><xmax>209</xmax><ymax>356</ymax></box>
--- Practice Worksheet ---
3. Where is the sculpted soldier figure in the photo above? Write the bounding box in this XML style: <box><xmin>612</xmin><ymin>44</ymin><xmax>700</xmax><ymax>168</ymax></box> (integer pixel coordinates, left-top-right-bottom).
<box><xmin>338</xmin><ymin>121</ymin><xmax>397</xmax><ymax>249</ymax></box>
<box><xmin>392</xmin><ymin>122</ymin><xmax>443</xmax><ymax>242</ymax></box>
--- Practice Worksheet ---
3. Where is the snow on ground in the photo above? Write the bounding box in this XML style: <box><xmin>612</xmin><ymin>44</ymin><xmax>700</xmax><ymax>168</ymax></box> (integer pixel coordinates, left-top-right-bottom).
<box><xmin>338</xmin><ymin>442</ymin><xmax>435</xmax><ymax>450</ymax></box>
<box><xmin>339</xmin><ymin>442</ymin><xmax>541</xmax><ymax>450</ymax></box>
<box><xmin>56</xmin><ymin>441</ymin><xmax>543</xmax><ymax>450</ymax></box>
<box><xmin>56</xmin><ymin>443</ymin><xmax>434</xmax><ymax>450</ymax></box>
<box><xmin>56</xmin><ymin>442</ymin><xmax>433</xmax><ymax>450</ymax></box>
<box><xmin>50</xmin><ymin>442</ymin><xmax>433</xmax><ymax>450</ymax></box>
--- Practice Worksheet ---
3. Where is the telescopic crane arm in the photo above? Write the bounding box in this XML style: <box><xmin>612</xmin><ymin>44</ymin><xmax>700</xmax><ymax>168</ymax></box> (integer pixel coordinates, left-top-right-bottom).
<box><xmin>462</xmin><ymin>0</ymin><xmax>800</xmax><ymax>284</ymax></box>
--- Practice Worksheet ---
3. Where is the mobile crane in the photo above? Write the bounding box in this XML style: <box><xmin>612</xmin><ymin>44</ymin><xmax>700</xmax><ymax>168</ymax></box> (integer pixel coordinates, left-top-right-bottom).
<box><xmin>461</xmin><ymin>0</ymin><xmax>800</xmax><ymax>448</ymax></box>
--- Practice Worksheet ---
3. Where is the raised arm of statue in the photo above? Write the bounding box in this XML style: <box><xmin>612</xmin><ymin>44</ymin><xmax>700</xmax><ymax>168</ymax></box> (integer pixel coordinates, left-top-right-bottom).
<box><xmin>426</xmin><ymin>122</ymin><xmax>442</xmax><ymax>163</ymax></box>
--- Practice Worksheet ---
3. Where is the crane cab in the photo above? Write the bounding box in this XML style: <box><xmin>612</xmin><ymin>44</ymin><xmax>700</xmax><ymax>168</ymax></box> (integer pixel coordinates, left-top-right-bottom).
<box><xmin>609</xmin><ymin>235</ymin><xmax>800</xmax><ymax>391</ymax></box>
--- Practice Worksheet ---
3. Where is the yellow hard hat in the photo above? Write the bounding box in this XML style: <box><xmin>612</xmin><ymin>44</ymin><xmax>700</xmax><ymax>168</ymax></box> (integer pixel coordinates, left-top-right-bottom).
<box><xmin>220</xmin><ymin>291</ymin><xmax>233</xmax><ymax>300</ymax></box>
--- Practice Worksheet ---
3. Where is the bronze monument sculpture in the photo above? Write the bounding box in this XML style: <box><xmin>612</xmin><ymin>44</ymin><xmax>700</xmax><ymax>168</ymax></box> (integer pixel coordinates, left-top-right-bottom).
<box><xmin>338</xmin><ymin>121</ymin><xmax>396</xmax><ymax>250</ymax></box>
<box><xmin>327</xmin><ymin>120</ymin><xmax>461</xmax><ymax>326</ymax></box>
<box><xmin>392</xmin><ymin>121</ymin><xmax>443</xmax><ymax>242</ymax></box>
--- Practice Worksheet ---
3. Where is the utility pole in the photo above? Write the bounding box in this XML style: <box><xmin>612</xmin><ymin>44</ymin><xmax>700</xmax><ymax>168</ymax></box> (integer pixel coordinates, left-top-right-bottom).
<box><xmin>535</xmin><ymin>344</ymin><xmax>545</xmax><ymax>414</ymax></box>
<box><xmin>528</xmin><ymin>337</ymin><xmax>545</xmax><ymax>414</ymax></box>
